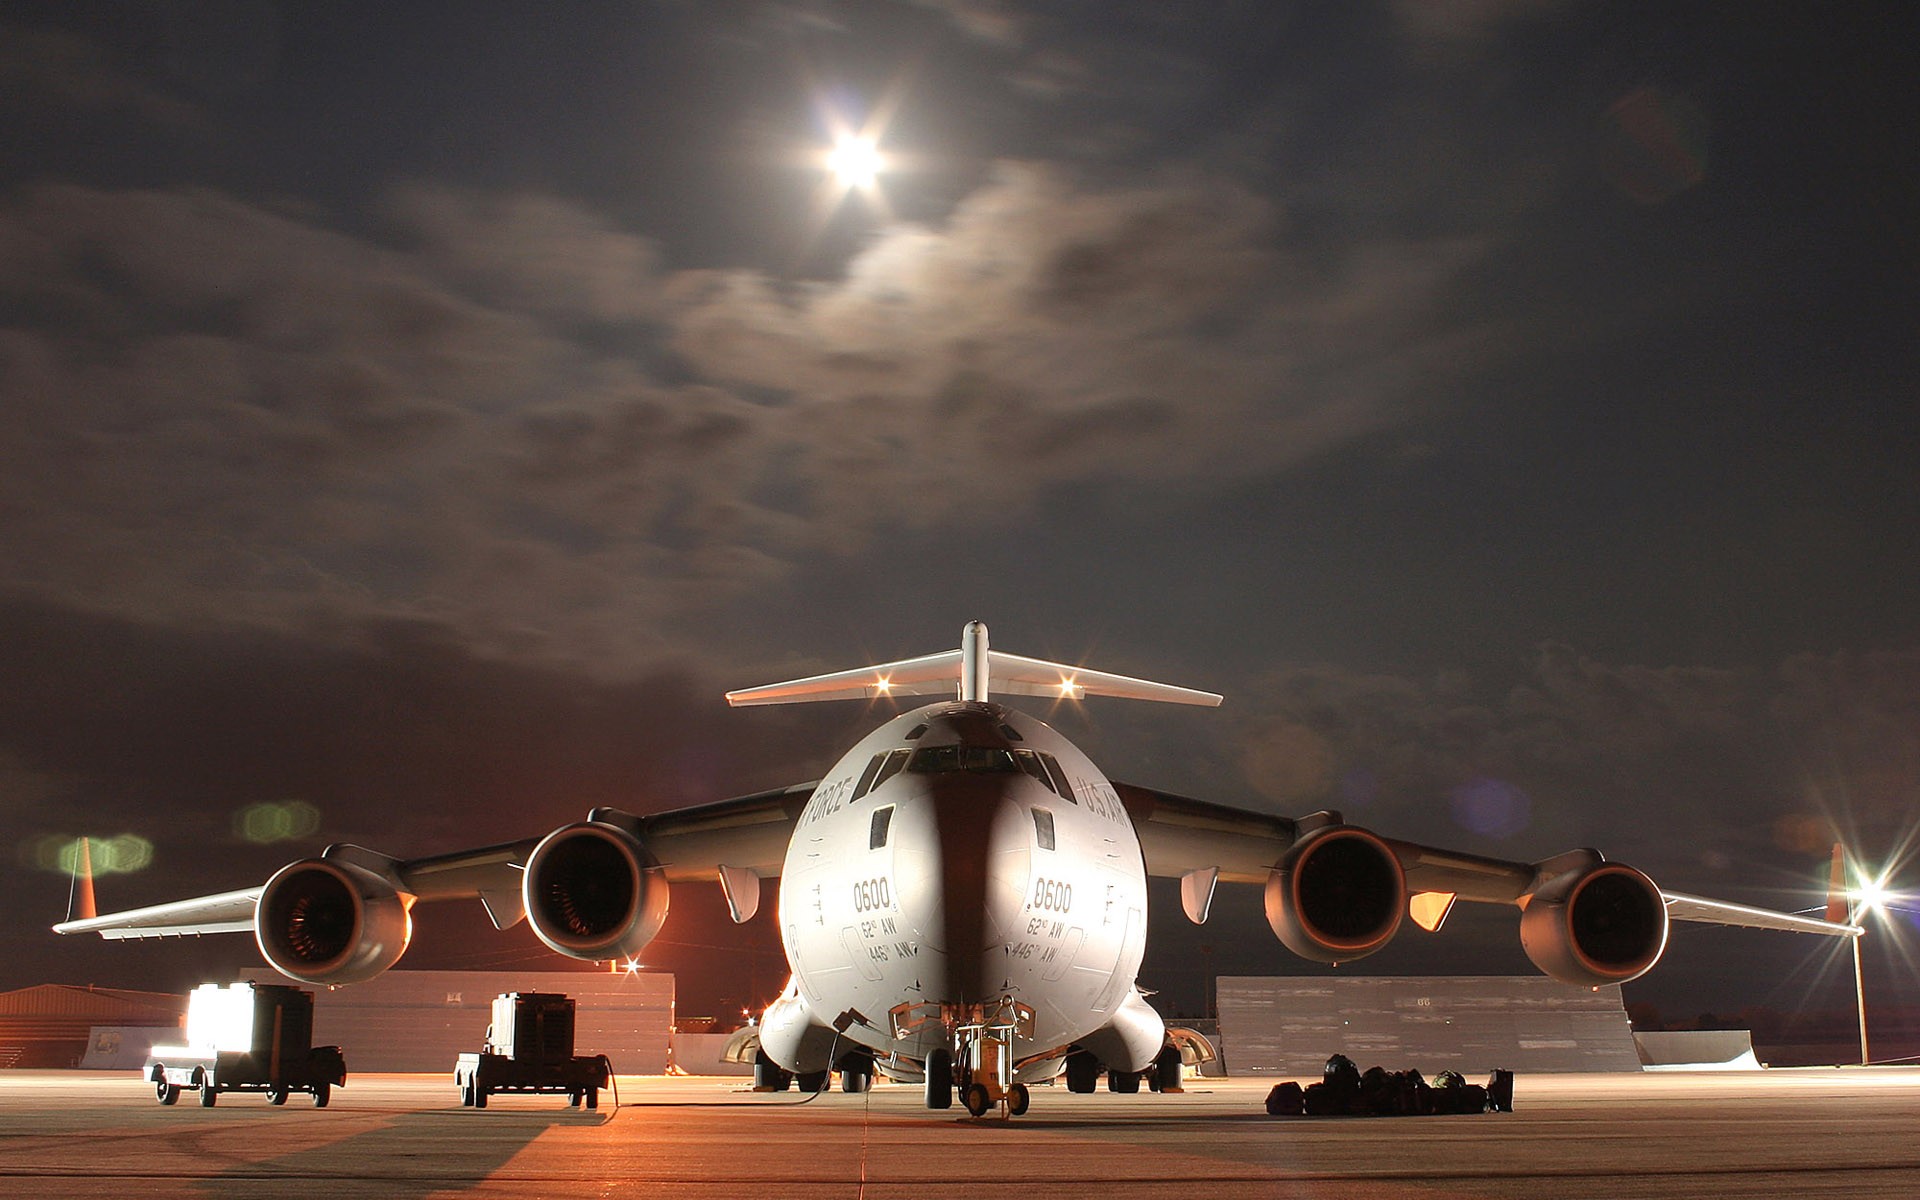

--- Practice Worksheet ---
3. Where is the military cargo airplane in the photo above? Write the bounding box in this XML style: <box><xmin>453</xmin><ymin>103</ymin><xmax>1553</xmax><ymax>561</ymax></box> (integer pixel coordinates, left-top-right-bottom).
<box><xmin>57</xmin><ymin>622</ymin><xmax>1858</xmax><ymax>1116</ymax></box>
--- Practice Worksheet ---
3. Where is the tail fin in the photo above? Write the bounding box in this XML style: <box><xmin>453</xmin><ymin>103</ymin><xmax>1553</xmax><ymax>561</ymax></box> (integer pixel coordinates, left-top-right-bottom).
<box><xmin>726</xmin><ymin>621</ymin><xmax>1223</xmax><ymax>708</ymax></box>
<box><xmin>67</xmin><ymin>837</ymin><xmax>98</xmax><ymax>924</ymax></box>
<box><xmin>1825</xmin><ymin>842</ymin><xmax>1849</xmax><ymax>925</ymax></box>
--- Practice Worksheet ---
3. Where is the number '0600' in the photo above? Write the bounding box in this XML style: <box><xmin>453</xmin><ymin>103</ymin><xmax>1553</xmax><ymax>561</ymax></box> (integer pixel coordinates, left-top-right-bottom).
<box><xmin>1031</xmin><ymin>878</ymin><xmax>1072</xmax><ymax>912</ymax></box>
<box><xmin>854</xmin><ymin>878</ymin><xmax>891</xmax><ymax>912</ymax></box>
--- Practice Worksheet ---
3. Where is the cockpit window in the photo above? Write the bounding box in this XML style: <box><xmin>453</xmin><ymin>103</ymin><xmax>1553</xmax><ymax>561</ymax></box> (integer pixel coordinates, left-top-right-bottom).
<box><xmin>870</xmin><ymin>805</ymin><xmax>894</xmax><ymax>849</ymax></box>
<box><xmin>850</xmin><ymin>753</ymin><xmax>886</xmax><ymax>802</ymax></box>
<box><xmin>905</xmin><ymin>724</ymin><xmax>929</xmax><ymax>740</ymax></box>
<box><xmin>1041</xmin><ymin>753</ymin><xmax>1077</xmax><ymax>803</ymax></box>
<box><xmin>906</xmin><ymin>744</ymin><xmax>1021</xmax><ymax>775</ymax></box>
<box><xmin>1032</xmin><ymin>807</ymin><xmax>1056</xmax><ymax>851</ymax></box>
<box><xmin>1013</xmin><ymin>749</ymin><xmax>1053</xmax><ymax>790</ymax></box>
<box><xmin>869</xmin><ymin>748</ymin><xmax>911</xmax><ymax>793</ymax></box>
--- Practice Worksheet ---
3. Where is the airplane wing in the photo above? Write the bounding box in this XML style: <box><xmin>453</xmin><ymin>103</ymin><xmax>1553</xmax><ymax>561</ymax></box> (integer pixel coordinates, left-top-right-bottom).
<box><xmin>54</xmin><ymin>782</ymin><xmax>816</xmax><ymax>943</ymax></box>
<box><xmin>53</xmin><ymin>887</ymin><xmax>265</xmax><ymax>940</ymax></box>
<box><xmin>1113</xmin><ymin>781</ymin><xmax>1861</xmax><ymax>939</ymax></box>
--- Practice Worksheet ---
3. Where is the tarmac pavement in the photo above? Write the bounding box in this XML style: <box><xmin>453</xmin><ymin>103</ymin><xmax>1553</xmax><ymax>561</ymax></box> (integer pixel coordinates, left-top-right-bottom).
<box><xmin>3</xmin><ymin>1068</ymin><xmax>1918</xmax><ymax>1198</ymax></box>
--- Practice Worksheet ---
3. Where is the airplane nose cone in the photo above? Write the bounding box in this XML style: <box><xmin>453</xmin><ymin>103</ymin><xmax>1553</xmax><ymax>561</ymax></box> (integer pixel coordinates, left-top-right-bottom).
<box><xmin>891</xmin><ymin>776</ymin><xmax>1032</xmax><ymax>1004</ymax></box>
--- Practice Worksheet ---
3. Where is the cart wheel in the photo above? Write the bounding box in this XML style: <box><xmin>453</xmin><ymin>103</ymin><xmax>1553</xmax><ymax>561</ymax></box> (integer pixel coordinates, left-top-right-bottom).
<box><xmin>156</xmin><ymin>1079</ymin><xmax>180</xmax><ymax>1105</ymax></box>
<box><xmin>199</xmin><ymin>1080</ymin><xmax>218</xmax><ymax>1107</ymax></box>
<box><xmin>568</xmin><ymin>1089</ymin><xmax>582</xmax><ymax>1108</ymax></box>
<box><xmin>473</xmin><ymin>1087</ymin><xmax>488</xmax><ymax>1109</ymax></box>
<box><xmin>1008</xmin><ymin>1082</ymin><xmax>1030</xmax><ymax>1117</ymax></box>
<box><xmin>460</xmin><ymin>1081</ymin><xmax>474</xmax><ymax>1107</ymax></box>
<box><xmin>963</xmin><ymin>1081</ymin><xmax>992</xmax><ymax>1117</ymax></box>
<box><xmin>313</xmin><ymin>1083</ymin><xmax>330</xmax><ymax>1108</ymax></box>
<box><xmin>268</xmin><ymin>1088</ymin><xmax>288</xmax><ymax>1106</ymax></box>
<box><xmin>585</xmin><ymin>1088</ymin><xmax>598</xmax><ymax>1111</ymax></box>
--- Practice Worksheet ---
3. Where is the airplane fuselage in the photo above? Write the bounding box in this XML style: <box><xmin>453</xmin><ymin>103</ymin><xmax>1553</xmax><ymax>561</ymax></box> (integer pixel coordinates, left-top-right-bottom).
<box><xmin>771</xmin><ymin>701</ymin><xmax>1149</xmax><ymax>1075</ymax></box>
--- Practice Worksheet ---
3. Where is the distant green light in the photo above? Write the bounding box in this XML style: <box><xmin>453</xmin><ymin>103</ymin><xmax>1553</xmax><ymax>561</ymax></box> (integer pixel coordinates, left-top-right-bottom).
<box><xmin>28</xmin><ymin>833</ymin><xmax>153</xmax><ymax>875</ymax></box>
<box><xmin>234</xmin><ymin>800</ymin><xmax>322</xmax><ymax>844</ymax></box>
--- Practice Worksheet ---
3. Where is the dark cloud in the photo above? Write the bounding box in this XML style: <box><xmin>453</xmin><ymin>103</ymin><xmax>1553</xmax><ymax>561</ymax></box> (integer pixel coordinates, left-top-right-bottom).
<box><xmin>0</xmin><ymin>19</ymin><xmax>205</xmax><ymax>131</ymax></box>
<box><xmin>1218</xmin><ymin>645</ymin><xmax>1920</xmax><ymax>900</ymax></box>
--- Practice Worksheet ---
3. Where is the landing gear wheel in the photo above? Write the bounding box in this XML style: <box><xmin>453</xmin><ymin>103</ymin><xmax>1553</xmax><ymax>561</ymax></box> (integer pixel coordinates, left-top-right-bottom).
<box><xmin>1008</xmin><ymin>1082</ymin><xmax>1030</xmax><ymax>1117</ymax></box>
<box><xmin>753</xmin><ymin>1049</ymin><xmax>793</xmax><ymax>1093</ymax></box>
<box><xmin>268</xmin><ymin>1088</ymin><xmax>288</xmax><ymax>1106</ymax></box>
<box><xmin>198</xmin><ymin>1079</ymin><xmax>218</xmax><ymax>1107</ymax></box>
<box><xmin>1064</xmin><ymin>1052</ymin><xmax>1100</xmax><ymax>1094</ymax></box>
<box><xmin>963</xmin><ymin>1081</ymin><xmax>992</xmax><ymax>1117</ymax></box>
<box><xmin>797</xmin><ymin>1069</ymin><xmax>830</xmax><ymax>1093</ymax></box>
<box><xmin>1108</xmin><ymin>1069</ymin><xmax>1140</xmax><ymax>1094</ymax></box>
<box><xmin>313</xmin><ymin>1083</ymin><xmax>331</xmax><ymax>1108</ymax></box>
<box><xmin>924</xmin><ymin>1048</ymin><xmax>954</xmax><ymax>1110</ymax></box>
<box><xmin>1153</xmin><ymin>1045</ymin><xmax>1184</xmax><ymax>1093</ymax></box>
<box><xmin>155</xmin><ymin>1079</ymin><xmax>179</xmax><ymax>1105</ymax></box>
<box><xmin>585</xmin><ymin>1088</ymin><xmax>599</xmax><ymax>1110</ymax></box>
<box><xmin>839</xmin><ymin>1059</ymin><xmax>874</xmax><ymax>1094</ymax></box>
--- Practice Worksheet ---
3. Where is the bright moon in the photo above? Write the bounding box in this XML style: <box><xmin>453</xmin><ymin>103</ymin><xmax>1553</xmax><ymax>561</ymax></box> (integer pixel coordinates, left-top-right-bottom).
<box><xmin>828</xmin><ymin>134</ymin><xmax>884</xmax><ymax>190</ymax></box>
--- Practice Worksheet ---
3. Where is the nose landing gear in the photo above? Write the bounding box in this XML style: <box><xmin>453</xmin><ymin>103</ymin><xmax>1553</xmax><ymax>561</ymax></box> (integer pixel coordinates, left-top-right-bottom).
<box><xmin>951</xmin><ymin>999</ymin><xmax>1036</xmax><ymax>1119</ymax></box>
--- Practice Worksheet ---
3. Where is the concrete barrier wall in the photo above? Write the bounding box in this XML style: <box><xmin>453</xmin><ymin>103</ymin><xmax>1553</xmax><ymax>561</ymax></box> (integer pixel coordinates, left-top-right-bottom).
<box><xmin>1217</xmin><ymin>975</ymin><xmax>1643</xmax><ymax>1076</ymax></box>
<box><xmin>1634</xmin><ymin>1030</ymin><xmax>1760</xmax><ymax>1070</ymax></box>
<box><xmin>670</xmin><ymin>1032</ymin><xmax>754</xmax><ymax>1075</ymax></box>
<box><xmin>241</xmin><ymin>969</ymin><xmax>673</xmax><ymax>1074</ymax></box>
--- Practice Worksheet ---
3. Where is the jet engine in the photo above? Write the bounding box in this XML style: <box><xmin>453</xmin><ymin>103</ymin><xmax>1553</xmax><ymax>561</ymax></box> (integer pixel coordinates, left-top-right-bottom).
<box><xmin>522</xmin><ymin>820</ymin><xmax>669</xmax><ymax>961</ymax></box>
<box><xmin>1265</xmin><ymin>825</ymin><xmax>1406</xmax><ymax>962</ymax></box>
<box><xmin>1519</xmin><ymin>861</ymin><xmax>1669</xmax><ymax>986</ymax></box>
<box><xmin>256</xmin><ymin>858</ymin><xmax>413</xmax><ymax>985</ymax></box>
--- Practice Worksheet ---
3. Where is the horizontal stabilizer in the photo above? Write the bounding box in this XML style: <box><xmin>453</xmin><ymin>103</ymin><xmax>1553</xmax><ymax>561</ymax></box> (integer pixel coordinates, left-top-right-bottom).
<box><xmin>727</xmin><ymin>635</ymin><xmax>1222</xmax><ymax>709</ymax></box>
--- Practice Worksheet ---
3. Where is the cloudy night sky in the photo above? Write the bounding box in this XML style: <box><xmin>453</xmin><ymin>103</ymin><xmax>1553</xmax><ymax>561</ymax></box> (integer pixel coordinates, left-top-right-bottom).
<box><xmin>3</xmin><ymin>1</ymin><xmax>1917</xmax><ymax>1027</ymax></box>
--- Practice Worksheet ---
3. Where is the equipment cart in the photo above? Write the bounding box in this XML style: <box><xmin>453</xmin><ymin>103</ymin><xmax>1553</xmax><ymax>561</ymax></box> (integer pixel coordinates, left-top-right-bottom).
<box><xmin>147</xmin><ymin>982</ymin><xmax>346</xmax><ymax>1107</ymax></box>
<box><xmin>455</xmin><ymin>992</ymin><xmax>612</xmax><ymax>1109</ymax></box>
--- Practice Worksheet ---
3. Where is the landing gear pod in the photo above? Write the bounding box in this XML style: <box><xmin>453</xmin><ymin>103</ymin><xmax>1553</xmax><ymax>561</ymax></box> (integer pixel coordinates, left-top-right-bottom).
<box><xmin>522</xmin><ymin>821</ymin><xmax>669</xmax><ymax>961</ymax></box>
<box><xmin>1265</xmin><ymin>826</ymin><xmax>1406</xmax><ymax>962</ymax></box>
<box><xmin>1520</xmin><ymin>861</ymin><xmax>1669</xmax><ymax>986</ymax></box>
<box><xmin>256</xmin><ymin>859</ymin><xmax>412</xmax><ymax>985</ymax></box>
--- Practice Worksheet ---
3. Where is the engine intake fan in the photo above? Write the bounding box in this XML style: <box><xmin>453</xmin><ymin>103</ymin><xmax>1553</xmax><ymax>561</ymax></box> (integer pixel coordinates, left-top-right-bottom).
<box><xmin>523</xmin><ymin>820</ymin><xmax>669</xmax><ymax>961</ymax></box>
<box><xmin>1265</xmin><ymin>825</ymin><xmax>1406</xmax><ymax>963</ymax></box>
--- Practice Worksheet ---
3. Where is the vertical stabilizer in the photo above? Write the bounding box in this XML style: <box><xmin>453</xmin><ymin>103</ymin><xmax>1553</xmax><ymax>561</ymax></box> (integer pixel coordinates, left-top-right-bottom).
<box><xmin>1825</xmin><ymin>843</ymin><xmax>1849</xmax><ymax>925</ymax></box>
<box><xmin>961</xmin><ymin>620</ymin><xmax>990</xmax><ymax>702</ymax></box>
<box><xmin>69</xmin><ymin>837</ymin><xmax>98</xmax><ymax>923</ymax></box>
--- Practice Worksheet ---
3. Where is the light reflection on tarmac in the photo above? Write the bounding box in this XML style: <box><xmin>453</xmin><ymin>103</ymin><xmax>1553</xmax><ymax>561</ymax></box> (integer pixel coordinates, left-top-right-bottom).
<box><xmin>3</xmin><ymin>1069</ymin><xmax>1919</xmax><ymax>1198</ymax></box>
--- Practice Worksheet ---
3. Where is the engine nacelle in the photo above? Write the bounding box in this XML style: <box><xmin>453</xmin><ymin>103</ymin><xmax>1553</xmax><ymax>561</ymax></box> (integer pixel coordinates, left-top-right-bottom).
<box><xmin>1265</xmin><ymin>825</ymin><xmax>1406</xmax><ymax>963</ymax></box>
<box><xmin>256</xmin><ymin>859</ymin><xmax>413</xmax><ymax>985</ymax></box>
<box><xmin>522</xmin><ymin>821</ymin><xmax>669</xmax><ymax>961</ymax></box>
<box><xmin>1520</xmin><ymin>861</ymin><xmax>1669</xmax><ymax>986</ymax></box>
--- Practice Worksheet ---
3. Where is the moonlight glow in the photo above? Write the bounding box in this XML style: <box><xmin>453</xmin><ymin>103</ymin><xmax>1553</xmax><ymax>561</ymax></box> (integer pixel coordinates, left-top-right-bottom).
<box><xmin>827</xmin><ymin>134</ymin><xmax>884</xmax><ymax>191</ymax></box>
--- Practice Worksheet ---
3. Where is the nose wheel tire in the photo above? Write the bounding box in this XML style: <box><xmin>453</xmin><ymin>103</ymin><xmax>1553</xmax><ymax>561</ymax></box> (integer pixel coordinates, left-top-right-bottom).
<box><xmin>963</xmin><ymin>1081</ymin><xmax>992</xmax><ymax>1117</ymax></box>
<box><xmin>924</xmin><ymin>1048</ymin><xmax>954</xmax><ymax>1109</ymax></box>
